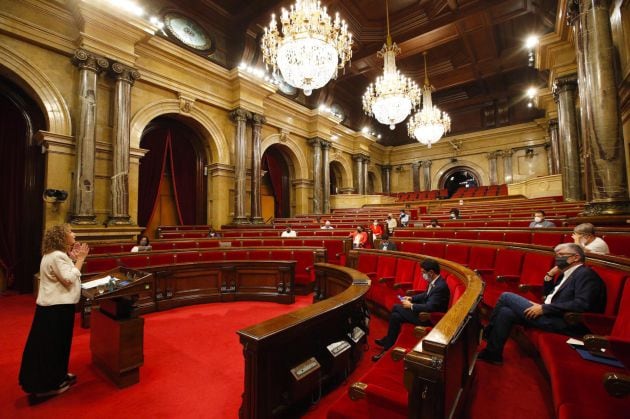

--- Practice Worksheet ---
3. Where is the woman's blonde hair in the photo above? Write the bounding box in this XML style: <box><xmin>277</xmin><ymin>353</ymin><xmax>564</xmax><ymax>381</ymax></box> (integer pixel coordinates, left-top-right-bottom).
<box><xmin>41</xmin><ymin>224</ymin><xmax>71</xmax><ymax>256</ymax></box>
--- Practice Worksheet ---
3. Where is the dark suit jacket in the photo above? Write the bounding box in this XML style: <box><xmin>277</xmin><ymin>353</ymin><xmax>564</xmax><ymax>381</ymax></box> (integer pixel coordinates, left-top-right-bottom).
<box><xmin>410</xmin><ymin>276</ymin><xmax>450</xmax><ymax>313</ymax></box>
<box><xmin>542</xmin><ymin>264</ymin><xmax>606</xmax><ymax>316</ymax></box>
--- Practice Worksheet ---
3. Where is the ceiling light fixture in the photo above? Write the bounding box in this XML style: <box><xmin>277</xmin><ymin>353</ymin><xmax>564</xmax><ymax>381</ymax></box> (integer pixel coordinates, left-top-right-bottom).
<box><xmin>407</xmin><ymin>52</ymin><xmax>451</xmax><ymax>148</ymax></box>
<box><xmin>261</xmin><ymin>0</ymin><xmax>353</xmax><ymax>96</ymax></box>
<box><xmin>362</xmin><ymin>0</ymin><xmax>421</xmax><ymax>130</ymax></box>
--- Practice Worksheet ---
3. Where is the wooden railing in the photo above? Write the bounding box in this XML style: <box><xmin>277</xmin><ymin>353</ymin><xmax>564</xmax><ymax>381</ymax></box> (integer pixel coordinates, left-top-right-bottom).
<box><xmin>237</xmin><ymin>263</ymin><xmax>370</xmax><ymax>419</ymax></box>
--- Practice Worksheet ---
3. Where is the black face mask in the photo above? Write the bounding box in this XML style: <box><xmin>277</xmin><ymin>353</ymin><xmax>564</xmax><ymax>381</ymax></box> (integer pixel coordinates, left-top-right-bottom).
<box><xmin>555</xmin><ymin>256</ymin><xmax>571</xmax><ymax>269</ymax></box>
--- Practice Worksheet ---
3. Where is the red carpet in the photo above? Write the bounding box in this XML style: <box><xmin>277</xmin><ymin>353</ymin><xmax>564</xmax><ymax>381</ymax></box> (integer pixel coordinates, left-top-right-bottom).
<box><xmin>1</xmin><ymin>294</ymin><xmax>553</xmax><ymax>418</ymax></box>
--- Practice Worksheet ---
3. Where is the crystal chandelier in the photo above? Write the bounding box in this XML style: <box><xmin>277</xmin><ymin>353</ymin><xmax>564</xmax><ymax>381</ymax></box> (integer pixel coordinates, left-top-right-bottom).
<box><xmin>362</xmin><ymin>0</ymin><xmax>421</xmax><ymax>130</ymax></box>
<box><xmin>407</xmin><ymin>52</ymin><xmax>451</xmax><ymax>147</ymax></box>
<box><xmin>261</xmin><ymin>0</ymin><xmax>353</xmax><ymax>96</ymax></box>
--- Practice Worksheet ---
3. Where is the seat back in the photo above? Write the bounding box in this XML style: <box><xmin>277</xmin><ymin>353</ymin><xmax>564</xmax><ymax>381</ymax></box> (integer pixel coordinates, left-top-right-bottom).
<box><xmin>468</xmin><ymin>246</ymin><xmax>497</xmax><ymax>271</ymax></box>
<box><xmin>591</xmin><ymin>265</ymin><xmax>629</xmax><ymax>316</ymax></box>
<box><xmin>444</xmin><ymin>244</ymin><xmax>470</xmax><ymax>266</ymax></box>
<box><xmin>376</xmin><ymin>255</ymin><xmax>398</xmax><ymax>278</ymax></box>
<box><xmin>399</xmin><ymin>241</ymin><xmax>422</xmax><ymax>253</ymax></box>
<box><xmin>394</xmin><ymin>258</ymin><xmax>417</xmax><ymax>283</ymax></box>
<box><xmin>445</xmin><ymin>274</ymin><xmax>465</xmax><ymax>308</ymax></box>
<box><xmin>422</xmin><ymin>242</ymin><xmax>445</xmax><ymax>259</ymax></box>
<box><xmin>493</xmin><ymin>248</ymin><xmax>524</xmax><ymax>277</ymax></box>
<box><xmin>357</xmin><ymin>252</ymin><xmax>379</xmax><ymax>273</ymax></box>
<box><xmin>531</xmin><ymin>232</ymin><xmax>563</xmax><ymax>247</ymax></box>
<box><xmin>611</xmin><ymin>280</ymin><xmax>630</xmax><ymax>338</ymax></box>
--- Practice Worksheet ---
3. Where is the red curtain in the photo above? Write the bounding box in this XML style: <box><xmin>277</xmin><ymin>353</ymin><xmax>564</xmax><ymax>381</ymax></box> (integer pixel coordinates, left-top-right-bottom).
<box><xmin>263</xmin><ymin>153</ymin><xmax>284</xmax><ymax>218</ymax></box>
<box><xmin>0</xmin><ymin>94</ymin><xmax>26</xmax><ymax>289</ymax></box>
<box><xmin>138</xmin><ymin>131</ymin><xmax>169</xmax><ymax>227</ymax></box>
<box><xmin>139</xmin><ymin>128</ymin><xmax>199</xmax><ymax>226</ymax></box>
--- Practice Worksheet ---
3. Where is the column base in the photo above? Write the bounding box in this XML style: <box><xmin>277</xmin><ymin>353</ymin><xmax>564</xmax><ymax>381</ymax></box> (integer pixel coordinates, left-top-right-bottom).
<box><xmin>71</xmin><ymin>214</ymin><xmax>97</xmax><ymax>225</ymax></box>
<box><xmin>107</xmin><ymin>215</ymin><xmax>132</xmax><ymax>226</ymax></box>
<box><xmin>231</xmin><ymin>217</ymin><xmax>251</xmax><ymax>225</ymax></box>
<box><xmin>250</xmin><ymin>217</ymin><xmax>265</xmax><ymax>224</ymax></box>
<box><xmin>583</xmin><ymin>200</ymin><xmax>630</xmax><ymax>216</ymax></box>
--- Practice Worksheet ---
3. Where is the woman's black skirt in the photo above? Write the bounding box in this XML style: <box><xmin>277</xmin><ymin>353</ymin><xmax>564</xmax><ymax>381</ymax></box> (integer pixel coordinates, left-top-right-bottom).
<box><xmin>19</xmin><ymin>304</ymin><xmax>75</xmax><ymax>394</ymax></box>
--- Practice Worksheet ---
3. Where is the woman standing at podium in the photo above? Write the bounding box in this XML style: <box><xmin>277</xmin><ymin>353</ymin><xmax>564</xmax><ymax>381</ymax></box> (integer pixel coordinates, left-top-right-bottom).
<box><xmin>19</xmin><ymin>224</ymin><xmax>89</xmax><ymax>402</ymax></box>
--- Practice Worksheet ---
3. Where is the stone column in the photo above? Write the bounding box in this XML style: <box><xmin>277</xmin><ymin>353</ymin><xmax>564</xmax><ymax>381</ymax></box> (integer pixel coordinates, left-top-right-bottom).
<box><xmin>502</xmin><ymin>149</ymin><xmax>514</xmax><ymax>184</ymax></box>
<box><xmin>412</xmin><ymin>162</ymin><xmax>420</xmax><ymax>192</ymax></box>
<box><xmin>322</xmin><ymin>141</ymin><xmax>331</xmax><ymax>213</ymax></box>
<box><xmin>572</xmin><ymin>0</ymin><xmax>630</xmax><ymax>214</ymax></box>
<box><xmin>381</xmin><ymin>165</ymin><xmax>392</xmax><ymax>194</ymax></box>
<box><xmin>250</xmin><ymin>113</ymin><xmax>265</xmax><ymax>223</ymax></box>
<box><xmin>553</xmin><ymin>76</ymin><xmax>582</xmax><ymax>201</ymax></box>
<box><xmin>108</xmin><ymin>63</ymin><xmax>140</xmax><ymax>225</ymax></box>
<box><xmin>421</xmin><ymin>160</ymin><xmax>432</xmax><ymax>191</ymax></box>
<box><xmin>362</xmin><ymin>157</ymin><xmax>370</xmax><ymax>195</ymax></box>
<box><xmin>230</xmin><ymin>108</ymin><xmax>251</xmax><ymax>224</ymax></box>
<box><xmin>548</xmin><ymin>119</ymin><xmax>561</xmax><ymax>174</ymax></box>
<box><xmin>70</xmin><ymin>49</ymin><xmax>108</xmax><ymax>224</ymax></box>
<box><xmin>308</xmin><ymin>138</ymin><xmax>323</xmax><ymax>213</ymax></box>
<box><xmin>353</xmin><ymin>154</ymin><xmax>364</xmax><ymax>194</ymax></box>
<box><xmin>487</xmin><ymin>152</ymin><xmax>499</xmax><ymax>185</ymax></box>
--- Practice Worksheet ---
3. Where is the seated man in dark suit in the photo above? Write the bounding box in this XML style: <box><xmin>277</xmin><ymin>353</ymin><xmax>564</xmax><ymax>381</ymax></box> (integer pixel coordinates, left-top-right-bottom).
<box><xmin>373</xmin><ymin>258</ymin><xmax>450</xmax><ymax>361</ymax></box>
<box><xmin>478</xmin><ymin>243</ymin><xmax>606</xmax><ymax>365</ymax></box>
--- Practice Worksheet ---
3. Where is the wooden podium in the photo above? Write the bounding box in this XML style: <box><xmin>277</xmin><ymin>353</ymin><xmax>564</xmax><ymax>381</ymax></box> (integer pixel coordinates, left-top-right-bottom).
<box><xmin>81</xmin><ymin>267</ymin><xmax>152</xmax><ymax>388</ymax></box>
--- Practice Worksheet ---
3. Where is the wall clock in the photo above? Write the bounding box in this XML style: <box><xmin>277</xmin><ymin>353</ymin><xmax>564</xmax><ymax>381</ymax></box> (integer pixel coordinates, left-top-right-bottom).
<box><xmin>163</xmin><ymin>12</ymin><xmax>214</xmax><ymax>53</ymax></box>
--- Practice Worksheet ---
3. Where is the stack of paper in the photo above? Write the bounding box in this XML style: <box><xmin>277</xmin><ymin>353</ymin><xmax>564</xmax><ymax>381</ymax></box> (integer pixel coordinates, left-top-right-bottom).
<box><xmin>81</xmin><ymin>275</ymin><xmax>112</xmax><ymax>289</ymax></box>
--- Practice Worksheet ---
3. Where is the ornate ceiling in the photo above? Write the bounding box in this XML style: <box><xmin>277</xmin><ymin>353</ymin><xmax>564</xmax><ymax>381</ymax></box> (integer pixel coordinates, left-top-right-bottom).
<box><xmin>157</xmin><ymin>0</ymin><xmax>559</xmax><ymax>146</ymax></box>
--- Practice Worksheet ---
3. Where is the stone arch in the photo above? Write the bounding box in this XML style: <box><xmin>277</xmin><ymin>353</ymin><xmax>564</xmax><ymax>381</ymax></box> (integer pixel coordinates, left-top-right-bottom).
<box><xmin>0</xmin><ymin>44</ymin><xmax>71</xmax><ymax>136</ymax></box>
<box><xmin>367</xmin><ymin>166</ymin><xmax>383</xmax><ymax>194</ymax></box>
<box><xmin>434</xmin><ymin>160</ymin><xmax>488</xmax><ymax>190</ymax></box>
<box><xmin>130</xmin><ymin>100</ymin><xmax>230</xmax><ymax>165</ymax></box>
<box><xmin>261</xmin><ymin>133</ymin><xmax>309</xmax><ymax>180</ymax></box>
<box><xmin>329</xmin><ymin>153</ymin><xmax>353</xmax><ymax>189</ymax></box>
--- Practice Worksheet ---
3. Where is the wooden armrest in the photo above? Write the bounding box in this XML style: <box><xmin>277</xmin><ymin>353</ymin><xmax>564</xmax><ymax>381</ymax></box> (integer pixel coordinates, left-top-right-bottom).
<box><xmin>564</xmin><ymin>313</ymin><xmax>616</xmax><ymax>335</ymax></box>
<box><xmin>604</xmin><ymin>372</ymin><xmax>630</xmax><ymax>398</ymax></box>
<box><xmin>349</xmin><ymin>382</ymin><xmax>368</xmax><ymax>400</ymax></box>
<box><xmin>366</xmin><ymin>272</ymin><xmax>377</xmax><ymax>279</ymax></box>
<box><xmin>405</xmin><ymin>288</ymin><xmax>425</xmax><ymax>296</ymax></box>
<box><xmin>414</xmin><ymin>325</ymin><xmax>430</xmax><ymax>338</ymax></box>
<box><xmin>391</xmin><ymin>347</ymin><xmax>407</xmax><ymax>361</ymax></box>
<box><xmin>474</xmin><ymin>268</ymin><xmax>494</xmax><ymax>275</ymax></box>
<box><xmin>582</xmin><ymin>334</ymin><xmax>610</xmax><ymax>352</ymax></box>
<box><xmin>496</xmin><ymin>275</ymin><xmax>520</xmax><ymax>283</ymax></box>
<box><xmin>518</xmin><ymin>283</ymin><xmax>543</xmax><ymax>293</ymax></box>
<box><xmin>378</xmin><ymin>276</ymin><xmax>395</xmax><ymax>284</ymax></box>
<box><xmin>392</xmin><ymin>282</ymin><xmax>412</xmax><ymax>290</ymax></box>
<box><xmin>418</xmin><ymin>312</ymin><xmax>431</xmax><ymax>323</ymax></box>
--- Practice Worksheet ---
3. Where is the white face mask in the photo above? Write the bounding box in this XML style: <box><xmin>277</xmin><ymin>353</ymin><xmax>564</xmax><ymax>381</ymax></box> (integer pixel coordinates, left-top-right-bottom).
<box><xmin>450</xmin><ymin>214</ymin><xmax>456</xmax><ymax>219</ymax></box>
<box><xmin>534</xmin><ymin>216</ymin><xmax>542</xmax><ymax>223</ymax></box>
<box><xmin>423</xmin><ymin>272</ymin><xmax>431</xmax><ymax>281</ymax></box>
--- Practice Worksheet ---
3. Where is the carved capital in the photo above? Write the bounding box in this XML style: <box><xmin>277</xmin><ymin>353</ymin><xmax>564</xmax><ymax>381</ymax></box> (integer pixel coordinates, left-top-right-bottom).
<box><xmin>251</xmin><ymin>113</ymin><xmax>266</xmax><ymax>126</ymax></box>
<box><xmin>230</xmin><ymin>108</ymin><xmax>251</xmax><ymax>123</ymax></box>
<box><xmin>72</xmin><ymin>49</ymin><xmax>109</xmax><ymax>73</ymax></box>
<box><xmin>502</xmin><ymin>149</ymin><xmax>514</xmax><ymax>157</ymax></box>
<box><xmin>320</xmin><ymin>140</ymin><xmax>332</xmax><ymax>150</ymax></box>
<box><xmin>548</xmin><ymin>118</ymin><xmax>559</xmax><ymax>130</ymax></box>
<box><xmin>421</xmin><ymin>160</ymin><xmax>433</xmax><ymax>168</ymax></box>
<box><xmin>553</xmin><ymin>75</ymin><xmax>578</xmax><ymax>101</ymax></box>
<box><xmin>308</xmin><ymin>137</ymin><xmax>324</xmax><ymax>148</ymax></box>
<box><xmin>381</xmin><ymin>164</ymin><xmax>392</xmax><ymax>172</ymax></box>
<box><xmin>110</xmin><ymin>62</ymin><xmax>140</xmax><ymax>84</ymax></box>
<box><xmin>411</xmin><ymin>162</ymin><xmax>420</xmax><ymax>169</ymax></box>
<box><xmin>566</xmin><ymin>0</ymin><xmax>580</xmax><ymax>26</ymax></box>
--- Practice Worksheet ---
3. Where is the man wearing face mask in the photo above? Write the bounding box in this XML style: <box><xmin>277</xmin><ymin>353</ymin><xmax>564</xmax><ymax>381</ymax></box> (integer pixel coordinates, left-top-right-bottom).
<box><xmin>529</xmin><ymin>210</ymin><xmax>556</xmax><ymax>228</ymax></box>
<box><xmin>571</xmin><ymin>223</ymin><xmax>609</xmax><ymax>255</ymax></box>
<box><xmin>478</xmin><ymin>243</ymin><xmax>606</xmax><ymax>365</ymax></box>
<box><xmin>449</xmin><ymin>208</ymin><xmax>461</xmax><ymax>219</ymax></box>
<box><xmin>379</xmin><ymin>233</ymin><xmax>397</xmax><ymax>251</ymax></box>
<box><xmin>372</xmin><ymin>259</ymin><xmax>450</xmax><ymax>361</ymax></box>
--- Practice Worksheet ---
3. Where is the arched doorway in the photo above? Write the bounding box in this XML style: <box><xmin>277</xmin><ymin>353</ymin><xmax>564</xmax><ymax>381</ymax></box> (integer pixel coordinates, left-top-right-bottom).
<box><xmin>262</xmin><ymin>145</ymin><xmax>291</xmax><ymax>219</ymax></box>
<box><xmin>440</xmin><ymin>167</ymin><xmax>480</xmax><ymax>198</ymax></box>
<box><xmin>367</xmin><ymin>172</ymin><xmax>377</xmax><ymax>195</ymax></box>
<box><xmin>0</xmin><ymin>77</ymin><xmax>45</xmax><ymax>292</ymax></box>
<box><xmin>138</xmin><ymin>116</ymin><xmax>207</xmax><ymax>237</ymax></box>
<box><xmin>329</xmin><ymin>161</ymin><xmax>344</xmax><ymax>195</ymax></box>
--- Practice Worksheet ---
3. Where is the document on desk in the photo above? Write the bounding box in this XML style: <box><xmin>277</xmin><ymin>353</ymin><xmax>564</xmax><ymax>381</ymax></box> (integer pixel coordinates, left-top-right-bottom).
<box><xmin>81</xmin><ymin>275</ymin><xmax>112</xmax><ymax>289</ymax></box>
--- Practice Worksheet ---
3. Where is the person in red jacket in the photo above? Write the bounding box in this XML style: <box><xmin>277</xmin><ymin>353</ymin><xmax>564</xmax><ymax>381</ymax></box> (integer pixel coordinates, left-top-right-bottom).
<box><xmin>369</xmin><ymin>220</ymin><xmax>383</xmax><ymax>238</ymax></box>
<box><xmin>348</xmin><ymin>226</ymin><xmax>368</xmax><ymax>249</ymax></box>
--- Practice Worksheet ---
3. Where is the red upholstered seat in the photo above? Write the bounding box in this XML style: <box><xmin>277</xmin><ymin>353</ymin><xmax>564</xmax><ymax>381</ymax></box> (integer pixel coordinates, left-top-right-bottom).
<box><xmin>467</xmin><ymin>246</ymin><xmax>497</xmax><ymax>272</ymax></box>
<box><xmin>356</xmin><ymin>253</ymin><xmax>379</xmax><ymax>274</ymax></box>
<box><xmin>504</xmin><ymin>231</ymin><xmax>532</xmax><ymax>244</ymax></box>
<box><xmin>149</xmin><ymin>253</ymin><xmax>176</xmax><ymax>266</ymax></box>
<box><xmin>433</xmin><ymin>230</ymin><xmax>456</xmax><ymax>239</ymax></box>
<box><xmin>455</xmin><ymin>231</ymin><xmax>478</xmax><ymax>240</ymax></box>
<box><xmin>249</xmin><ymin>250</ymin><xmax>271</xmax><ymax>260</ymax></box>
<box><xmin>531</xmin><ymin>232</ymin><xmax>563</xmax><ymax>247</ymax></box>
<box><xmin>118</xmin><ymin>255</ymin><xmax>150</xmax><ymax>269</ymax></box>
<box><xmin>380</xmin><ymin>258</ymin><xmax>418</xmax><ymax>308</ymax></box>
<box><xmin>444</xmin><ymin>244</ymin><xmax>470</xmax><ymax>266</ymax></box>
<box><xmin>479</xmin><ymin>248</ymin><xmax>524</xmax><ymax>307</ymax></box>
<box><xmin>590</xmin><ymin>265</ymin><xmax>629</xmax><ymax>316</ymax></box>
<box><xmin>398</xmin><ymin>241</ymin><xmax>421</xmax><ymax>253</ymax></box>
<box><xmin>601</xmin><ymin>234</ymin><xmax>630</xmax><ymax>257</ymax></box>
<box><xmin>368</xmin><ymin>255</ymin><xmax>398</xmax><ymax>306</ymax></box>
<box><xmin>506</xmin><ymin>252</ymin><xmax>555</xmax><ymax>302</ymax></box>
<box><xmin>422</xmin><ymin>242</ymin><xmax>445</xmax><ymax>259</ymax></box>
<box><xmin>82</xmin><ymin>257</ymin><xmax>118</xmax><ymax>275</ymax></box>
<box><xmin>478</xmin><ymin>231</ymin><xmax>505</xmax><ymax>242</ymax></box>
<box><xmin>174</xmin><ymin>251</ymin><xmax>202</xmax><ymax>264</ymax></box>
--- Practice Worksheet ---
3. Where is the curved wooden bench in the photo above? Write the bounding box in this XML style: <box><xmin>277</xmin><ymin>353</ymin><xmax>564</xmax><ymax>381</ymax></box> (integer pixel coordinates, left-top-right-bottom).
<box><xmin>238</xmin><ymin>263</ymin><xmax>370</xmax><ymax>419</ymax></box>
